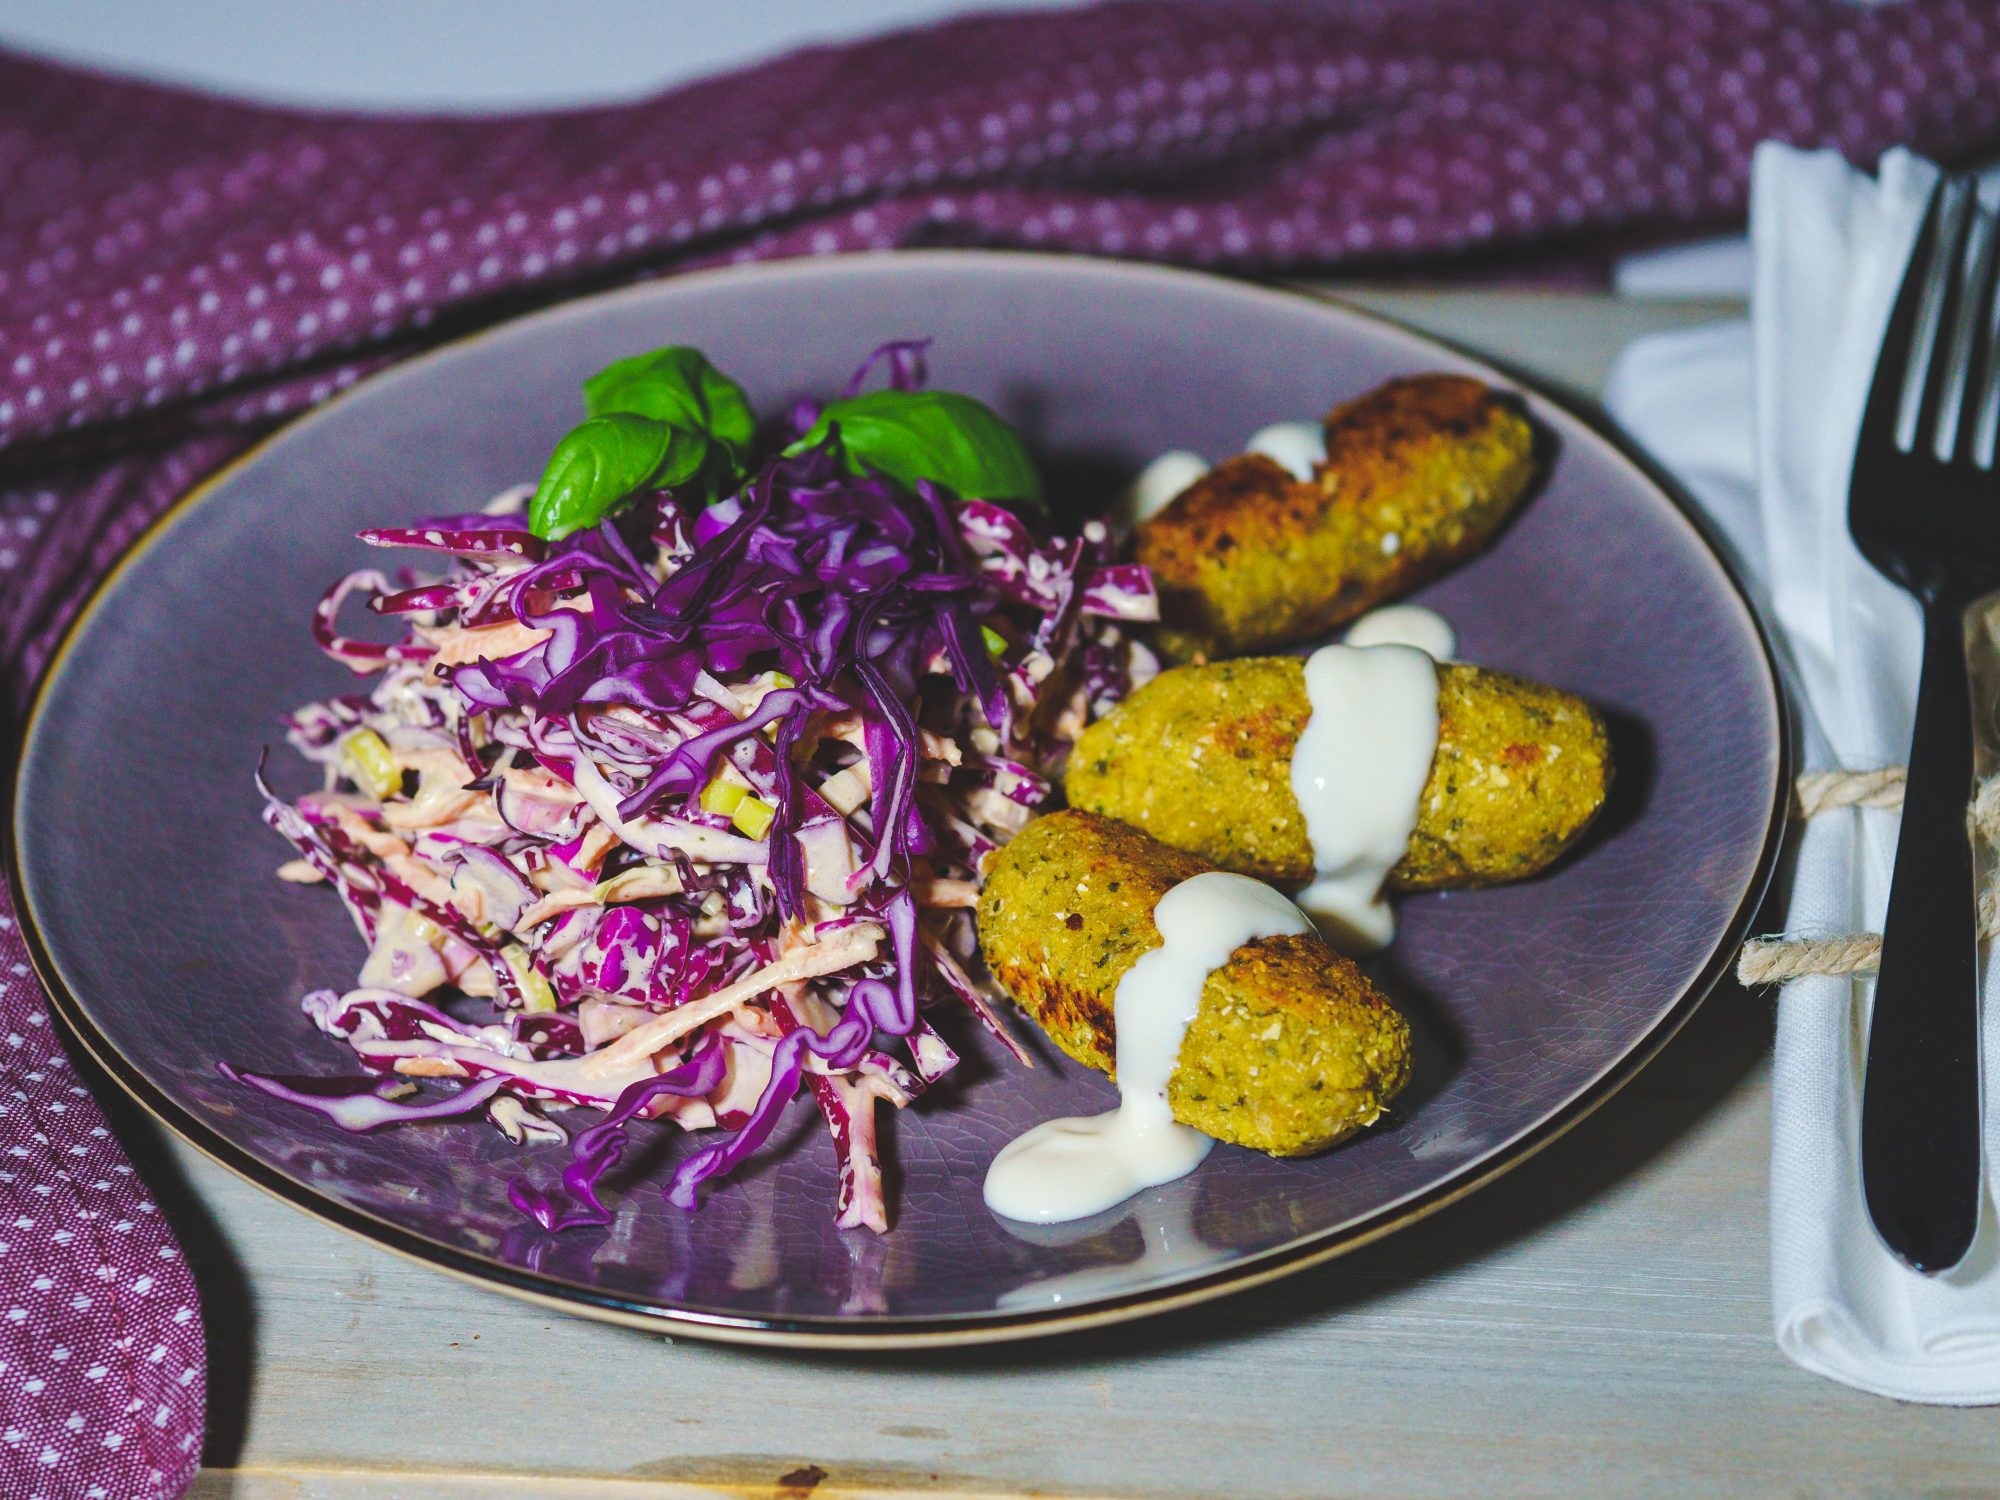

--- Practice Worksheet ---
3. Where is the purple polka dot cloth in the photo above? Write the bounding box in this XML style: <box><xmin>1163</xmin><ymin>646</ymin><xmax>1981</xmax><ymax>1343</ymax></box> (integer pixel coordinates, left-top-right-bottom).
<box><xmin>0</xmin><ymin>926</ymin><xmax>202</xmax><ymax>1500</ymax></box>
<box><xmin>3</xmin><ymin>1</ymin><xmax>2000</xmax><ymax>1494</ymax></box>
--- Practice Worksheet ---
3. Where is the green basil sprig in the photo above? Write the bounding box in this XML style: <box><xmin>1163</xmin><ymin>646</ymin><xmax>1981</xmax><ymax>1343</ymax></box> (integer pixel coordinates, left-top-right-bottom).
<box><xmin>528</xmin><ymin>346</ymin><xmax>754</xmax><ymax>541</ymax></box>
<box><xmin>583</xmin><ymin>346</ymin><xmax>757</xmax><ymax>455</ymax></box>
<box><xmin>530</xmin><ymin>416</ymin><xmax>710</xmax><ymax>542</ymax></box>
<box><xmin>789</xmin><ymin>389</ymin><xmax>1042</xmax><ymax>509</ymax></box>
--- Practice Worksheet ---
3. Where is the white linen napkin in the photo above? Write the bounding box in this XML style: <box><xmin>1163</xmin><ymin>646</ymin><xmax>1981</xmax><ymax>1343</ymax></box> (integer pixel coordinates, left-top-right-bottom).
<box><xmin>1605</xmin><ymin>142</ymin><xmax>2000</xmax><ymax>1405</ymax></box>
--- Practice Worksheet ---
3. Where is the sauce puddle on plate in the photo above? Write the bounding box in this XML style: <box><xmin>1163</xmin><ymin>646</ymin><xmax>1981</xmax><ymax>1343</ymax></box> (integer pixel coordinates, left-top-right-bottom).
<box><xmin>984</xmin><ymin>872</ymin><xmax>1312</xmax><ymax>1225</ymax></box>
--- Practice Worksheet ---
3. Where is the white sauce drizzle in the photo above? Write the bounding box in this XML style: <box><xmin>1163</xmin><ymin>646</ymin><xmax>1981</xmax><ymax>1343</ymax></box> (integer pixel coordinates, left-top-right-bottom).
<box><xmin>1120</xmin><ymin>418</ymin><xmax>1325</xmax><ymax>527</ymax></box>
<box><xmin>984</xmin><ymin>872</ymin><xmax>1311</xmax><ymax>1224</ymax></box>
<box><xmin>1290</xmin><ymin>641</ymin><xmax>1441</xmax><ymax>955</ymax></box>
<box><xmin>1121</xmin><ymin>449</ymin><xmax>1211</xmax><ymax>525</ymax></box>
<box><xmin>1244</xmin><ymin>420</ymin><xmax>1327</xmax><ymax>481</ymax></box>
<box><xmin>1342</xmin><ymin>603</ymin><xmax>1456</xmax><ymax>660</ymax></box>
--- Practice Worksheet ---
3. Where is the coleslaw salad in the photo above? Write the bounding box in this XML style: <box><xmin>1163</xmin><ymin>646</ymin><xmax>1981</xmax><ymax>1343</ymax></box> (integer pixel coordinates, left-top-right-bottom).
<box><xmin>233</xmin><ymin>341</ymin><xmax>1157</xmax><ymax>1234</ymax></box>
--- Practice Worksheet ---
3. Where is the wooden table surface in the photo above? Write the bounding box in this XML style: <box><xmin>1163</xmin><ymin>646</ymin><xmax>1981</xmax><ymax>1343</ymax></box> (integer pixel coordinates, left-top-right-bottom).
<box><xmin>93</xmin><ymin>288</ymin><xmax>1992</xmax><ymax>1499</ymax></box>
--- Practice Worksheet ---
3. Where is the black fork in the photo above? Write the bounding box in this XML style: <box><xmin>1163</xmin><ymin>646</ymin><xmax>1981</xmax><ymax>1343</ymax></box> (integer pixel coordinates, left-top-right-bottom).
<box><xmin>1850</xmin><ymin>177</ymin><xmax>2000</xmax><ymax>1274</ymax></box>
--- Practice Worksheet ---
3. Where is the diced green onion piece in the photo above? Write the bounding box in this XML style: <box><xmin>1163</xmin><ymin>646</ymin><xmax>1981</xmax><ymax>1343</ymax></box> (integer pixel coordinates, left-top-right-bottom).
<box><xmin>730</xmin><ymin>795</ymin><xmax>777</xmax><ymax>840</ymax></box>
<box><xmin>500</xmin><ymin>945</ymin><xmax>558</xmax><ymax>1013</ymax></box>
<box><xmin>593</xmin><ymin>867</ymin><xmax>655</xmax><ymax>902</ymax></box>
<box><xmin>980</xmin><ymin>624</ymin><xmax>1007</xmax><ymax>658</ymax></box>
<box><xmin>341</xmin><ymin>728</ymin><xmax>402</xmax><ymax>800</ymax></box>
<box><xmin>767</xmin><ymin>670</ymin><xmax>795</xmax><ymax>689</ymax></box>
<box><xmin>699</xmin><ymin>773</ymin><xmax>747</xmax><ymax>817</ymax></box>
<box><xmin>409</xmin><ymin>914</ymin><xmax>444</xmax><ymax>947</ymax></box>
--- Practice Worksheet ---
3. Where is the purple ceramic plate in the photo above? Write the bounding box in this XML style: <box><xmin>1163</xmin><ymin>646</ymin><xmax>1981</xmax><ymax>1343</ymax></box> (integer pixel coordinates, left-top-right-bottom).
<box><xmin>10</xmin><ymin>254</ymin><xmax>1785</xmax><ymax>1346</ymax></box>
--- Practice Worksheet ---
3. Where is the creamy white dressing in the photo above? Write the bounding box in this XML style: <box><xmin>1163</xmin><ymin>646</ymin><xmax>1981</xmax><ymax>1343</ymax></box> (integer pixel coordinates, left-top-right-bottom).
<box><xmin>1342</xmin><ymin>603</ymin><xmax>1456</xmax><ymax>660</ymax></box>
<box><xmin>1290</xmin><ymin>641</ymin><xmax>1440</xmax><ymax>955</ymax></box>
<box><xmin>1120</xmin><ymin>418</ymin><xmax>1325</xmax><ymax>527</ymax></box>
<box><xmin>1244</xmin><ymin>420</ymin><xmax>1327</xmax><ymax>481</ymax></box>
<box><xmin>1121</xmin><ymin>449</ymin><xmax>1211</xmax><ymax>525</ymax></box>
<box><xmin>358</xmin><ymin>905</ymin><xmax>449</xmax><ymax>996</ymax></box>
<box><xmin>983</xmin><ymin>871</ymin><xmax>1311</xmax><ymax>1224</ymax></box>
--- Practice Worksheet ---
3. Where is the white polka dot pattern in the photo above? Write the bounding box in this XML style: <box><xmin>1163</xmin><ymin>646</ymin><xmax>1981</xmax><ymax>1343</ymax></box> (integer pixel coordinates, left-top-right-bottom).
<box><xmin>0</xmin><ymin>0</ymin><xmax>1997</xmax><ymax>483</ymax></box>
<box><xmin>0</xmin><ymin>909</ymin><xmax>204</xmax><ymax>1500</ymax></box>
<box><xmin>0</xmin><ymin>4</ymin><xmax>1998</xmax><ymax>1493</ymax></box>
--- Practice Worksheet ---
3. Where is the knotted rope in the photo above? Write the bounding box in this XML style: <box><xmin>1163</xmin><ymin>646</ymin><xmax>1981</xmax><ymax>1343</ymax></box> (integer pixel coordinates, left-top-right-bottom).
<box><xmin>1734</xmin><ymin>769</ymin><xmax>2000</xmax><ymax>985</ymax></box>
<box><xmin>1792</xmin><ymin>767</ymin><xmax>1905</xmax><ymax>816</ymax></box>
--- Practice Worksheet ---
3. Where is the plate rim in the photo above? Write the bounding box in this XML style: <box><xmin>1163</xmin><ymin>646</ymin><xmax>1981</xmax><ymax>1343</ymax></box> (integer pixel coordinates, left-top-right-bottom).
<box><xmin>5</xmin><ymin>249</ymin><xmax>1793</xmax><ymax>1349</ymax></box>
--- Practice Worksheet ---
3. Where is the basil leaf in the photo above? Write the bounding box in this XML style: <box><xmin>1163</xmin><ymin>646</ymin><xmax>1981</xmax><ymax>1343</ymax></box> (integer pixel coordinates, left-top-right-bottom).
<box><xmin>582</xmin><ymin>346</ymin><xmax>756</xmax><ymax>456</ymax></box>
<box><xmin>789</xmin><ymin>389</ymin><xmax>1042</xmax><ymax>508</ymax></box>
<box><xmin>528</xmin><ymin>414</ymin><xmax>707</xmax><ymax>542</ymax></box>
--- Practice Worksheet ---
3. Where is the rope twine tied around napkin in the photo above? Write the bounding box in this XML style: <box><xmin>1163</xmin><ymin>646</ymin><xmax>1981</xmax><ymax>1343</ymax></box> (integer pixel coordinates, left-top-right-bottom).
<box><xmin>1736</xmin><ymin>769</ymin><xmax>2000</xmax><ymax>983</ymax></box>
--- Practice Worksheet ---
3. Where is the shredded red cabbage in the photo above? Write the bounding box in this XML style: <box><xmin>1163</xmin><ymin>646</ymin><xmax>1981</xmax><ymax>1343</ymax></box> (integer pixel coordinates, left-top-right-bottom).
<box><xmin>507</xmin><ymin>1039</ymin><xmax>729</xmax><ymax>1232</ymax></box>
<box><xmin>239</xmin><ymin>341</ymin><xmax>1159</xmax><ymax>1235</ymax></box>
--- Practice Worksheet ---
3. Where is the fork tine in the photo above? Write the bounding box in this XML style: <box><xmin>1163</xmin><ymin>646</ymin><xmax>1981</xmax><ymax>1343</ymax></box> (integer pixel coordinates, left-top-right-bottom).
<box><xmin>1937</xmin><ymin>197</ymin><xmax>2000</xmax><ymax>464</ymax></box>
<box><xmin>1859</xmin><ymin>179</ymin><xmax>1945</xmax><ymax>461</ymax></box>
<box><xmin>1967</xmin><ymin>201</ymin><xmax>2000</xmax><ymax>471</ymax></box>
<box><xmin>1928</xmin><ymin>198</ymin><xmax>1992</xmax><ymax>464</ymax></box>
<box><xmin>1899</xmin><ymin>177</ymin><xmax>1974</xmax><ymax>456</ymax></box>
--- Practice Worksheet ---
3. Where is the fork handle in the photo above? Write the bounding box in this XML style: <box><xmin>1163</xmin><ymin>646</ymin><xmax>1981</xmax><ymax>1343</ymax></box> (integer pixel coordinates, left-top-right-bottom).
<box><xmin>1860</xmin><ymin>580</ymin><xmax>1983</xmax><ymax>1273</ymax></box>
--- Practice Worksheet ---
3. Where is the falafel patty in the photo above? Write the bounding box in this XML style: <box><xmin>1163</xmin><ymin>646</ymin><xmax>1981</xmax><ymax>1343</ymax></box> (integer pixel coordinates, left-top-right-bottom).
<box><xmin>1065</xmin><ymin>655</ymin><xmax>1612</xmax><ymax>891</ymax></box>
<box><xmin>1138</xmin><ymin>375</ymin><xmax>1537</xmax><ymax>661</ymax></box>
<box><xmin>976</xmin><ymin>809</ymin><xmax>1412</xmax><ymax>1156</ymax></box>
